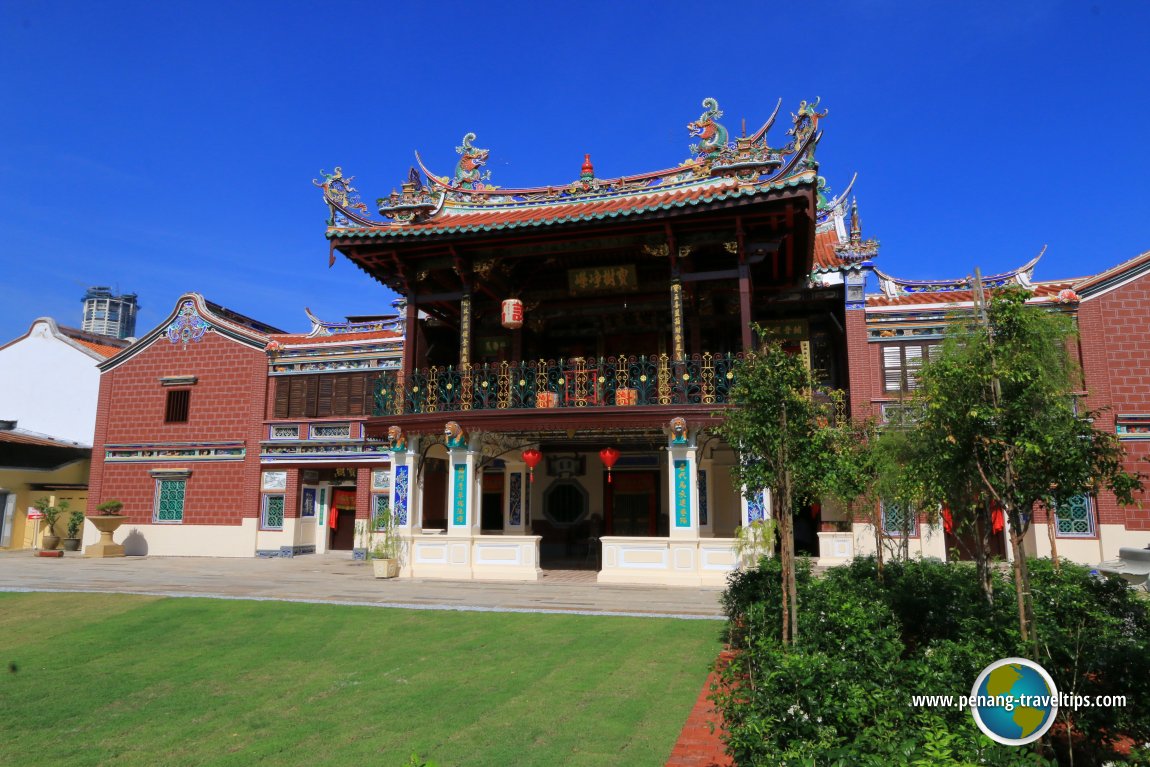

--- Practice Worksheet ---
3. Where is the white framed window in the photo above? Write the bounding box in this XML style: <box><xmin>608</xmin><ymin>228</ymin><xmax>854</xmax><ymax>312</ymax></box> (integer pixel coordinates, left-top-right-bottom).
<box><xmin>262</xmin><ymin>495</ymin><xmax>285</xmax><ymax>530</ymax></box>
<box><xmin>310</xmin><ymin>423</ymin><xmax>351</xmax><ymax>439</ymax></box>
<box><xmin>154</xmin><ymin>479</ymin><xmax>186</xmax><ymax>523</ymax></box>
<box><xmin>372</xmin><ymin>494</ymin><xmax>391</xmax><ymax>531</ymax></box>
<box><xmin>881</xmin><ymin>343</ymin><xmax>940</xmax><ymax>393</ymax></box>
<box><xmin>881</xmin><ymin>501</ymin><xmax>917</xmax><ymax>537</ymax></box>
<box><xmin>1054</xmin><ymin>495</ymin><xmax>1096</xmax><ymax>538</ymax></box>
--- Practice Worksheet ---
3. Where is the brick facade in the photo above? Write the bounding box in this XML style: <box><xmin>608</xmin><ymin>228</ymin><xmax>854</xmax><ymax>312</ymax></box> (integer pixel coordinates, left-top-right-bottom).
<box><xmin>89</xmin><ymin>330</ymin><xmax>266</xmax><ymax>527</ymax></box>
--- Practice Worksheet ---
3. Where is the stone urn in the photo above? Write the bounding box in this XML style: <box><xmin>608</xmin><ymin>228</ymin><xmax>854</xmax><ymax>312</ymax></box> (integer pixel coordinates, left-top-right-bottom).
<box><xmin>86</xmin><ymin>515</ymin><xmax>128</xmax><ymax>558</ymax></box>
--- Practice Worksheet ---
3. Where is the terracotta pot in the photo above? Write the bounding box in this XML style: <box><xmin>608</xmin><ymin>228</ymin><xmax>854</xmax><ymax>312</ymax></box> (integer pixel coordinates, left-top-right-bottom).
<box><xmin>41</xmin><ymin>534</ymin><xmax>61</xmax><ymax>551</ymax></box>
<box><xmin>536</xmin><ymin>391</ymin><xmax>558</xmax><ymax>409</ymax></box>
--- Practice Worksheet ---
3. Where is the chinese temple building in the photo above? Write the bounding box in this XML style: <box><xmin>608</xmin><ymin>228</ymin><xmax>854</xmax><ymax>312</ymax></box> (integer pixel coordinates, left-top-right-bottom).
<box><xmin>317</xmin><ymin>97</ymin><xmax>868</xmax><ymax>584</ymax></box>
<box><xmin>82</xmin><ymin>97</ymin><xmax>1149</xmax><ymax>577</ymax></box>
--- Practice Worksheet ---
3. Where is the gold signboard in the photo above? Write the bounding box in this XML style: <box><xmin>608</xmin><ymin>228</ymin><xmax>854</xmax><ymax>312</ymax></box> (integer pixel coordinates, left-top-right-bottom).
<box><xmin>568</xmin><ymin>264</ymin><xmax>638</xmax><ymax>296</ymax></box>
<box><xmin>760</xmin><ymin>319</ymin><xmax>809</xmax><ymax>341</ymax></box>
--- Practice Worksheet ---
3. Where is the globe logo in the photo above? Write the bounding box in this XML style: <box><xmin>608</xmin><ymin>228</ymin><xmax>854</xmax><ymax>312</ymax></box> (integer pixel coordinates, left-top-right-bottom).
<box><xmin>970</xmin><ymin>658</ymin><xmax>1058</xmax><ymax>745</ymax></box>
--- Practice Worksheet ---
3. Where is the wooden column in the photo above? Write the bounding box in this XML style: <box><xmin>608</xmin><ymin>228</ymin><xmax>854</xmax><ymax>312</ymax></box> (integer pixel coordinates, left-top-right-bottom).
<box><xmin>402</xmin><ymin>298</ymin><xmax>418</xmax><ymax>381</ymax></box>
<box><xmin>736</xmin><ymin>219</ymin><xmax>753</xmax><ymax>352</ymax></box>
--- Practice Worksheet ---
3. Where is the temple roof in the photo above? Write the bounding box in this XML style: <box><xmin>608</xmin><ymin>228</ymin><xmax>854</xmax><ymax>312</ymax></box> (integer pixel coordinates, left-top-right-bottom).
<box><xmin>872</xmin><ymin>249</ymin><xmax>1046</xmax><ymax>300</ymax></box>
<box><xmin>317</xmin><ymin>97</ymin><xmax>828</xmax><ymax>240</ymax></box>
<box><xmin>865</xmin><ymin>279</ymin><xmax>1076</xmax><ymax>309</ymax></box>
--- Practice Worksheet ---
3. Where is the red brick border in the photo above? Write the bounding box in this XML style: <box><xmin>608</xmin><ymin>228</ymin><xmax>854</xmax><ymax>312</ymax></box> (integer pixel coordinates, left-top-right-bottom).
<box><xmin>665</xmin><ymin>652</ymin><xmax>734</xmax><ymax>767</ymax></box>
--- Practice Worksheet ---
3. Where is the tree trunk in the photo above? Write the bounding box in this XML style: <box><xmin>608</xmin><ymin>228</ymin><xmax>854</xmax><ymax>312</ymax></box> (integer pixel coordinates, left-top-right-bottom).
<box><xmin>782</xmin><ymin>470</ymin><xmax>798</xmax><ymax>644</ymax></box>
<box><xmin>1047</xmin><ymin>510</ymin><xmax>1061</xmax><ymax>572</ymax></box>
<box><xmin>1008</xmin><ymin>511</ymin><xmax>1039</xmax><ymax>656</ymax></box>
<box><xmin>973</xmin><ymin>504</ymin><xmax>994</xmax><ymax>607</ymax></box>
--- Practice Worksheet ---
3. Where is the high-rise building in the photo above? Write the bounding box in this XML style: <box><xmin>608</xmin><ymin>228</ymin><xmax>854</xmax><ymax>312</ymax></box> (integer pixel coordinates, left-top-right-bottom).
<box><xmin>81</xmin><ymin>287</ymin><xmax>138</xmax><ymax>339</ymax></box>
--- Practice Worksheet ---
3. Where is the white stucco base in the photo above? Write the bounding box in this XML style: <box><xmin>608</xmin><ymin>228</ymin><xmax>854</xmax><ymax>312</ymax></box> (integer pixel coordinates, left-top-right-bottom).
<box><xmin>92</xmin><ymin>518</ymin><xmax>261</xmax><ymax>557</ymax></box>
<box><xmin>1024</xmin><ymin>524</ymin><xmax>1150</xmax><ymax>565</ymax></box>
<box><xmin>597</xmin><ymin>536</ymin><xmax>737</xmax><ymax>587</ymax></box>
<box><xmin>851</xmin><ymin>522</ymin><xmax>948</xmax><ymax>561</ymax></box>
<box><xmin>403</xmin><ymin>533</ymin><xmax>542</xmax><ymax>581</ymax></box>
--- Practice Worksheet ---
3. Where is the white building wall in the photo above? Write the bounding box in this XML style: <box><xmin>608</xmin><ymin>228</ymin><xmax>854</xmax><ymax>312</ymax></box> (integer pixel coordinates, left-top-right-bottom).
<box><xmin>0</xmin><ymin>319</ymin><xmax>106</xmax><ymax>445</ymax></box>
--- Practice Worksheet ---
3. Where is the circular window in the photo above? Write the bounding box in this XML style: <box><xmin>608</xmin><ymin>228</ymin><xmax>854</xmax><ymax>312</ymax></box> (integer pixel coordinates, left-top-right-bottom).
<box><xmin>543</xmin><ymin>480</ymin><xmax>587</xmax><ymax>526</ymax></box>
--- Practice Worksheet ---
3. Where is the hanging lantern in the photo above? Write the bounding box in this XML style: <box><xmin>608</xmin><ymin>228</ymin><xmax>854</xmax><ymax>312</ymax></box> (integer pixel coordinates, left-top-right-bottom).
<box><xmin>501</xmin><ymin>298</ymin><xmax>524</xmax><ymax>330</ymax></box>
<box><xmin>522</xmin><ymin>448</ymin><xmax>542</xmax><ymax>483</ymax></box>
<box><xmin>599</xmin><ymin>447</ymin><xmax>620</xmax><ymax>484</ymax></box>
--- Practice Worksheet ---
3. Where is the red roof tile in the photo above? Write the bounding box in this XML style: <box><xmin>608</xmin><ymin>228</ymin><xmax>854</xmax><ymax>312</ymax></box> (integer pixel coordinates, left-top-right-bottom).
<box><xmin>0</xmin><ymin>430</ymin><xmax>87</xmax><ymax>448</ymax></box>
<box><xmin>70</xmin><ymin>337</ymin><xmax>128</xmax><ymax>358</ymax></box>
<box><xmin>866</xmin><ymin>281</ymin><xmax>1074</xmax><ymax>308</ymax></box>
<box><xmin>270</xmin><ymin>329</ymin><xmax>402</xmax><ymax>346</ymax></box>
<box><xmin>813</xmin><ymin>228</ymin><xmax>843</xmax><ymax>270</ymax></box>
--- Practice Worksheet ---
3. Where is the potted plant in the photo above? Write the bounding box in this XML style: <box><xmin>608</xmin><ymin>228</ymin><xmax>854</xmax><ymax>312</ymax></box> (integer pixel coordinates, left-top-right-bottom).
<box><xmin>87</xmin><ymin>499</ymin><xmax>128</xmax><ymax>558</ymax></box>
<box><xmin>96</xmin><ymin>499</ymin><xmax>124</xmax><ymax>516</ymax></box>
<box><xmin>33</xmin><ymin>497</ymin><xmax>68</xmax><ymax>550</ymax></box>
<box><xmin>369</xmin><ymin>506</ymin><xmax>401</xmax><ymax>579</ymax></box>
<box><xmin>61</xmin><ymin>510</ymin><xmax>85</xmax><ymax>551</ymax></box>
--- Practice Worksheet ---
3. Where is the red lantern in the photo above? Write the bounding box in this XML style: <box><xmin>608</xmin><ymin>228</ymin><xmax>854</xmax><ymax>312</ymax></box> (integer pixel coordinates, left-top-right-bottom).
<box><xmin>599</xmin><ymin>447</ymin><xmax>620</xmax><ymax>484</ymax></box>
<box><xmin>941</xmin><ymin>506</ymin><xmax>954</xmax><ymax>535</ymax></box>
<box><xmin>990</xmin><ymin>503</ymin><xmax>1005</xmax><ymax>534</ymax></box>
<box><xmin>501</xmin><ymin>298</ymin><xmax>524</xmax><ymax>330</ymax></box>
<box><xmin>522</xmin><ymin>448</ymin><xmax>542</xmax><ymax>483</ymax></box>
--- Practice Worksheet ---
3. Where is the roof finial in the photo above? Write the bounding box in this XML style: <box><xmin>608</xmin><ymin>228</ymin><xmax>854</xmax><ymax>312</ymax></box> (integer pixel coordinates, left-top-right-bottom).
<box><xmin>581</xmin><ymin>153</ymin><xmax>595</xmax><ymax>180</ymax></box>
<box><xmin>850</xmin><ymin>196</ymin><xmax>861</xmax><ymax>242</ymax></box>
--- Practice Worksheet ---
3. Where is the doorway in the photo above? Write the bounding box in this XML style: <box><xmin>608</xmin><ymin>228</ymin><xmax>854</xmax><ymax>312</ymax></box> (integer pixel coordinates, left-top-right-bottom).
<box><xmin>605</xmin><ymin>471</ymin><xmax>659</xmax><ymax>536</ymax></box>
<box><xmin>422</xmin><ymin>458</ymin><xmax>448</xmax><ymax>530</ymax></box>
<box><xmin>328</xmin><ymin>487</ymin><xmax>357</xmax><ymax>551</ymax></box>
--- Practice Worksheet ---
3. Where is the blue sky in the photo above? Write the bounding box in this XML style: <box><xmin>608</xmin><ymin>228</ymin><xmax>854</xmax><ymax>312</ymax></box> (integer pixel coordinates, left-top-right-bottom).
<box><xmin>2</xmin><ymin>1</ymin><xmax>1148</xmax><ymax>342</ymax></box>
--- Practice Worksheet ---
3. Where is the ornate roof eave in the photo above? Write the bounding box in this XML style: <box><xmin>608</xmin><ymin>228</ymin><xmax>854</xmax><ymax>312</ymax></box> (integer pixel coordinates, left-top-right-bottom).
<box><xmin>301</xmin><ymin>307</ymin><xmax>404</xmax><ymax>338</ymax></box>
<box><xmin>325</xmin><ymin>172</ymin><xmax>820</xmax><ymax>243</ymax></box>
<box><xmin>873</xmin><ymin>247</ymin><xmax>1046</xmax><ymax>299</ymax></box>
<box><xmin>323</xmin><ymin>129</ymin><xmax>821</xmax><ymax>243</ymax></box>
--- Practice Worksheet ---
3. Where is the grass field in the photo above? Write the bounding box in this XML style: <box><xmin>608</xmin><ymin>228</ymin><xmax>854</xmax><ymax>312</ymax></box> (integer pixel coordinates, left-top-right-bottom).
<box><xmin>0</xmin><ymin>592</ymin><xmax>720</xmax><ymax>767</ymax></box>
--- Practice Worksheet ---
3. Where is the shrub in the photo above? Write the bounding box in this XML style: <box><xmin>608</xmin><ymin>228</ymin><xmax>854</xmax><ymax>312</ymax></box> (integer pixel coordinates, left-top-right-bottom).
<box><xmin>715</xmin><ymin>556</ymin><xmax>1146</xmax><ymax>766</ymax></box>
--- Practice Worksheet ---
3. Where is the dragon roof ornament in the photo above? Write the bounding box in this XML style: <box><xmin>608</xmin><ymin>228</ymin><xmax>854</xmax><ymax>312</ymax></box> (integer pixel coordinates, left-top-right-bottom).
<box><xmin>317</xmin><ymin>98</ymin><xmax>827</xmax><ymax>229</ymax></box>
<box><xmin>874</xmin><ymin>248</ymin><xmax>1046</xmax><ymax>299</ymax></box>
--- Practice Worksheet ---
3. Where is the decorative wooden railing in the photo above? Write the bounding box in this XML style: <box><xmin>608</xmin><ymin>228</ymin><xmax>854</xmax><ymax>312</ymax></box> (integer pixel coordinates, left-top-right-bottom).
<box><xmin>372</xmin><ymin>353</ymin><xmax>745</xmax><ymax>416</ymax></box>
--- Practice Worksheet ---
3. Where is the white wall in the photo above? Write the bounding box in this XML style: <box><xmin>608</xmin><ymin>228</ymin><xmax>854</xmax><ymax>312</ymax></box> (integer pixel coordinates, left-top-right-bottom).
<box><xmin>0</xmin><ymin>319</ymin><xmax>104</xmax><ymax>445</ymax></box>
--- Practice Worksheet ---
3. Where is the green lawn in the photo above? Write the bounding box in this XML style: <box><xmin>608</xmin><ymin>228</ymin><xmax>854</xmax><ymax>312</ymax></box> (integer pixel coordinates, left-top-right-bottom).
<box><xmin>0</xmin><ymin>593</ymin><xmax>720</xmax><ymax>767</ymax></box>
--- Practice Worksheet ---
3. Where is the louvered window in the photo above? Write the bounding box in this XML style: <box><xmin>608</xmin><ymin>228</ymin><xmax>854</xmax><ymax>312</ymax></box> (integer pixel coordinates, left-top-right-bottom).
<box><xmin>165</xmin><ymin>389</ymin><xmax>190</xmax><ymax>423</ymax></box>
<box><xmin>273</xmin><ymin>372</ymin><xmax>374</xmax><ymax>418</ymax></box>
<box><xmin>881</xmin><ymin>343</ymin><xmax>939</xmax><ymax>393</ymax></box>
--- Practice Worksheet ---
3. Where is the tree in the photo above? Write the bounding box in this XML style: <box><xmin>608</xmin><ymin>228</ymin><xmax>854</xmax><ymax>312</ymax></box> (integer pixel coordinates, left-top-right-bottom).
<box><xmin>907</xmin><ymin>285</ymin><xmax>1142</xmax><ymax>649</ymax></box>
<box><xmin>823</xmin><ymin>419</ymin><xmax>928</xmax><ymax>577</ymax></box>
<box><xmin>720</xmin><ymin>336</ymin><xmax>839</xmax><ymax>645</ymax></box>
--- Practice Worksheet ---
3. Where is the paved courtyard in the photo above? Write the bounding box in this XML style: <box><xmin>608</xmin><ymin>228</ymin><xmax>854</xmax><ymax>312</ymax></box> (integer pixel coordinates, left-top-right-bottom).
<box><xmin>0</xmin><ymin>551</ymin><xmax>725</xmax><ymax>619</ymax></box>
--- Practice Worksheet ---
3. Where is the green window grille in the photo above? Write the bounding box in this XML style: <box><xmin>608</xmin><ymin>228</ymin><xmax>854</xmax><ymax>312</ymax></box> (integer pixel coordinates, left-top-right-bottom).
<box><xmin>373</xmin><ymin>494</ymin><xmax>390</xmax><ymax>531</ymax></box>
<box><xmin>1054</xmin><ymin>495</ymin><xmax>1095</xmax><ymax>538</ymax></box>
<box><xmin>263</xmin><ymin>495</ymin><xmax>285</xmax><ymax>530</ymax></box>
<box><xmin>881</xmin><ymin>501</ymin><xmax>916</xmax><ymax>537</ymax></box>
<box><xmin>154</xmin><ymin>479</ymin><xmax>186</xmax><ymax>523</ymax></box>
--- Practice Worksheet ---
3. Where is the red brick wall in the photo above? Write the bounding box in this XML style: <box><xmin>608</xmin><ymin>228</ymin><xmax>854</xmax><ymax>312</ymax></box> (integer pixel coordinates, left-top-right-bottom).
<box><xmin>845</xmin><ymin>309</ymin><xmax>880</xmax><ymax>422</ymax></box>
<box><xmin>1079</xmin><ymin>273</ymin><xmax>1150</xmax><ymax>530</ymax></box>
<box><xmin>89</xmin><ymin>330</ymin><xmax>268</xmax><ymax>526</ymax></box>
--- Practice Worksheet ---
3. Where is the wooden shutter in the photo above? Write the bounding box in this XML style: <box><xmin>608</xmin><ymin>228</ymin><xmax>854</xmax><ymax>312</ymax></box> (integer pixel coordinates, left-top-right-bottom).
<box><xmin>904</xmin><ymin>345</ymin><xmax>924</xmax><ymax>390</ymax></box>
<box><xmin>273</xmin><ymin>377</ymin><xmax>290</xmax><ymax>419</ymax></box>
<box><xmin>331</xmin><ymin>374</ymin><xmax>350</xmax><ymax>415</ymax></box>
<box><xmin>348</xmin><ymin>373</ymin><xmax>366</xmax><ymax>416</ymax></box>
<box><xmin>882</xmin><ymin>346</ymin><xmax>904</xmax><ymax>392</ymax></box>
<box><xmin>316</xmin><ymin>375</ymin><xmax>334</xmax><ymax>417</ymax></box>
